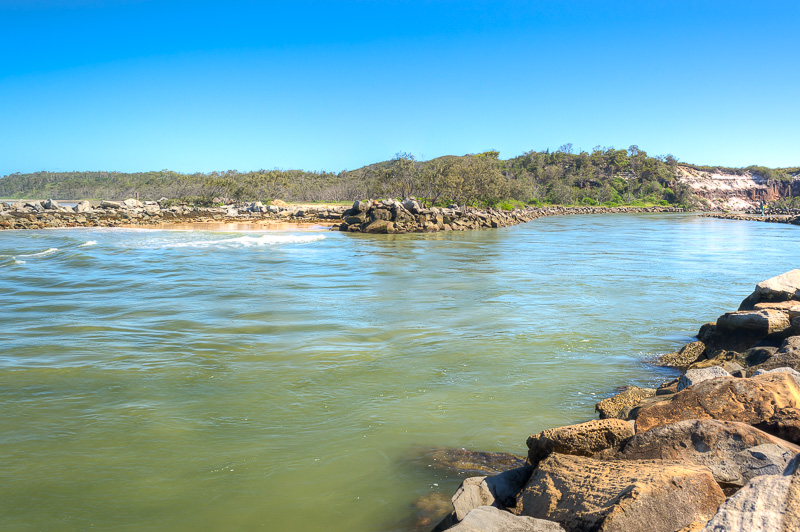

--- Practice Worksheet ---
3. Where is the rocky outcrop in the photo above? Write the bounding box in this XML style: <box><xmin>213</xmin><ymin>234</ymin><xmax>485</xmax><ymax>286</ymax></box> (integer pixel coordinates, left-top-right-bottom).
<box><xmin>526</xmin><ymin>419</ymin><xmax>634</xmax><ymax>466</ymax></box>
<box><xmin>676</xmin><ymin>165</ymin><xmax>795</xmax><ymax>210</ymax></box>
<box><xmin>515</xmin><ymin>454</ymin><xmax>725</xmax><ymax>532</ymax></box>
<box><xmin>632</xmin><ymin>373</ymin><xmax>800</xmax><ymax>433</ymax></box>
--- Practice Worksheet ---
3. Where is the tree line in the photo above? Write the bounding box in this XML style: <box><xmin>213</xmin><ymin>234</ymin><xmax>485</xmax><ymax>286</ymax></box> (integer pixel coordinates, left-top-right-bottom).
<box><xmin>0</xmin><ymin>146</ymin><xmax>794</xmax><ymax>208</ymax></box>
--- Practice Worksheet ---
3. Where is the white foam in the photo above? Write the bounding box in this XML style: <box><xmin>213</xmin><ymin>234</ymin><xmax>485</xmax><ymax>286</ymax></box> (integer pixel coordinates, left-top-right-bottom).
<box><xmin>162</xmin><ymin>234</ymin><xmax>326</xmax><ymax>249</ymax></box>
<box><xmin>18</xmin><ymin>247</ymin><xmax>59</xmax><ymax>258</ymax></box>
<box><xmin>79</xmin><ymin>240</ymin><xmax>98</xmax><ymax>247</ymax></box>
<box><xmin>13</xmin><ymin>258</ymin><xmax>26</xmax><ymax>265</ymax></box>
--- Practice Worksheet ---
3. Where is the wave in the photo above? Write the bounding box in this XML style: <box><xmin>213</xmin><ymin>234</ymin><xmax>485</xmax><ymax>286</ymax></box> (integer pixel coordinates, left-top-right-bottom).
<box><xmin>13</xmin><ymin>258</ymin><xmax>26</xmax><ymax>265</ymax></box>
<box><xmin>79</xmin><ymin>241</ymin><xmax>98</xmax><ymax>247</ymax></box>
<box><xmin>162</xmin><ymin>234</ymin><xmax>326</xmax><ymax>249</ymax></box>
<box><xmin>18</xmin><ymin>248</ymin><xmax>59</xmax><ymax>258</ymax></box>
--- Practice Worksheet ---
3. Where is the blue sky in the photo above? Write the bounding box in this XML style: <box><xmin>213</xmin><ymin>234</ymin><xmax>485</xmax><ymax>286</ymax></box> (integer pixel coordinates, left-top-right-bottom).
<box><xmin>1</xmin><ymin>0</ymin><xmax>798</xmax><ymax>175</ymax></box>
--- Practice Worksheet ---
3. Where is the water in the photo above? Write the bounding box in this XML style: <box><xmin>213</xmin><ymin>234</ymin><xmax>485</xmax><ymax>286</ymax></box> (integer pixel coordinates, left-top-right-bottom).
<box><xmin>0</xmin><ymin>214</ymin><xmax>798</xmax><ymax>532</ymax></box>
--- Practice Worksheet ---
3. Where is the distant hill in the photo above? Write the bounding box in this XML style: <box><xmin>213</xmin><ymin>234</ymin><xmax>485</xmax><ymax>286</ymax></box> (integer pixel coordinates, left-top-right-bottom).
<box><xmin>1</xmin><ymin>147</ymin><xmax>797</xmax><ymax>208</ymax></box>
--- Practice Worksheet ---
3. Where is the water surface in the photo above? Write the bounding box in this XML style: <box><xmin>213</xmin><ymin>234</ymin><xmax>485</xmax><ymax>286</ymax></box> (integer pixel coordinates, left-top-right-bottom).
<box><xmin>1</xmin><ymin>214</ymin><xmax>798</xmax><ymax>531</ymax></box>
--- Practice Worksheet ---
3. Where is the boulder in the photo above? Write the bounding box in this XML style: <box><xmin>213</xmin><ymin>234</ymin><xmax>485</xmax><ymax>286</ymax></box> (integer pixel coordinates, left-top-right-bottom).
<box><xmin>100</xmin><ymin>200</ymin><xmax>123</xmax><ymax>209</ymax></box>
<box><xmin>364</xmin><ymin>220</ymin><xmax>394</xmax><ymax>234</ymax></box>
<box><xmin>754</xmin><ymin>367</ymin><xmax>800</xmax><ymax>387</ymax></box>
<box><xmin>699</xmin><ymin>457</ymin><xmax>800</xmax><ymax>531</ymax></box>
<box><xmin>43</xmin><ymin>198</ymin><xmax>60</xmax><ymax>210</ymax></box>
<box><xmin>526</xmin><ymin>419</ymin><xmax>634</xmax><ymax>466</ymax></box>
<box><xmin>677</xmin><ymin>367</ymin><xmax>732</xmax><ymax>391</ymax></box>
<box><xmin>656</xmin><ymin>340</ymin><xmax>706</xmax><ymax>368</ymax></box>
<box><xmin>352</xmin><ymin>200</ymin><xmax>371</xmax><ymax>213</ymax></box>
<box><xmin>515</xmin><ymin>454</ymin><xmax>725</xmax><ymax>532</ymax></box>
<box><xmin>449</xmin><ymin>506</ymin><xmax>565</xmax><ymax>532</ymax></box>
<box><xmin>748</xmin><ymin>337</ymin><xmax>800</xmax><ymax>374</ymax></box>
<box><xmin>402</xmin><ymin>198</ymin><xmax>422</xmax><ymax>213</ymax></box>
<box><xmin>75</xmin><ymin>200</ymin><xmax>93</xmax><ymax>213</ymax></box>
<box><xmin>688</xmin><ymin>350</ymin><xmax>747</xmax><ymax>370</ymax></box>
<box><xmin>755</xmin><ymin>300</ymin><xmax>800</xmax><ymax>320</ymax></box>
<box><xmin>717</xmin><ymin>309</ymin><xmax>791</xmax><ymax>335</ymax></box>
<box><xmin>595</xmin><ymin>386</ymin><xmax>656</xmax><ymax>419</ymax></box>
<box><xmin>739</xmin><ymin>269</ymin><xmax>800</xmax><ymax>310</ymax></box>
<box><xmin>633</xmin><ymin>372</ymin><xmax>800</xmax><ymax>433</ymax></box>
<box><xmin>755</xmin><ymin>408</ymin><xmax>800</xmax><ymax>445</ymax></box>
<box><xmin>122</xmin><ymin>198</ymin><xmax>142</xmax><ymax>209</ymax></box>
<box><xmin>597</xmin><ymin>419</ymin><xmax>800</xmax><ymax>487</ymax></box>
<box><xmin>452</xmin><ymin>467</ymin><xmax>533</xmax><ymax>519</ymax></box>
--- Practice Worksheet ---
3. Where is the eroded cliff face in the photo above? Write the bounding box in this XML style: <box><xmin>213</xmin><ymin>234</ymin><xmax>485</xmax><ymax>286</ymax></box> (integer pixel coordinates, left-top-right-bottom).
<box><xmin>676</xmin><ymin>166</ymin><xmax>798</xmax><ymax>210</ymax></box>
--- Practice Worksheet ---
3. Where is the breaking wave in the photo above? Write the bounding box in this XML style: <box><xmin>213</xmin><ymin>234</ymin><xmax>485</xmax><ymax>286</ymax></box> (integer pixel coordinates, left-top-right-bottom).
<box><xmin>162</xmin><ymin>234</ymin><xmax>326</xmax><ymax>249</ymax></box>
<box><xmin>18</xmin><ymin>248</ymin><xmax>59</xmax><ymax>258</ymax></box>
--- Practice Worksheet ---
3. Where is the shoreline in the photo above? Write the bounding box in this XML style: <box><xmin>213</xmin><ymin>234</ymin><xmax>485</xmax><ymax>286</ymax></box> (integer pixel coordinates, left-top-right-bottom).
<box><xmin>427</xmin><ymin>270</ymin><xmax>800</xmax><ymax>532</ymax></box>
<box><xmin>703</xmin><ymin>211</ymin><xmax>800</xmax><ymax>226</ymax></box>
<box><xmin>0</xmin><ymin>198</ymin><xmax>691</xmax><ymax>232</ymax></box>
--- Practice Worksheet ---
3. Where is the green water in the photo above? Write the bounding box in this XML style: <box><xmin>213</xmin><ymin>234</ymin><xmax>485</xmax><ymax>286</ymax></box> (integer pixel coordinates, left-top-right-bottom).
<box><xmin>1</xmin><ymin>214</ymin><xmax>798</xmax><ymax>531</ymax></box>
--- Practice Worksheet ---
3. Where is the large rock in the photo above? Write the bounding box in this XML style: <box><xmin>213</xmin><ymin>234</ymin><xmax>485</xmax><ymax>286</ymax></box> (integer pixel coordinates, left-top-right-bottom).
<box><xmin>418</xmin><ymin>447</ymin><xmax>527</xmax><ymax>476</ymax></box>
<box><xmin>717</xmin><ymin>309</ymin><xmax>791</xmax><ymax>335</ymax></box>
<box><xmin>677</xmin><ymin>366</ymin><xmax>732</xmax><ymax>391</ymax></box>
<box><xmin>754</xmin><ymin>367</ymin><xmax>800</xmax><ymax>387</ymax></box>
<box><xmin>515</xmin><ymin>454</ymin><xmax>725</xmax><ymax>532</ymax></box>
<box><xmin>740</xmin><ymin>269</ymin><xmax>800</xmax><ymax>310</ymax></box>
<box><xmin>598</xmin><ymin>419</ymin><xmax>800</xmax><ymax>487</ymax></box>
<box><xmin>526</xmin><ymin>419</ymin><xmax>634</xmax><ymax>466</ymax></box>
<box><xmin>451</xmin><ymin>467</ymin><xmax>533</xmax><ymax>519</ymax></box>
<box><xmin>748</xmin><ymin>336</ymin><xmax>800</xmax><ymax>374</ymax></box>
<box><xmin>633</xmin><ymin>372</ymin><xmax>800</xmax><ymax>433</ymax></box>
<box><xmin>657</xmin><ymin>340</ymin><xmax>706</xmax><ymax>368</ymax></box>
<box><xmin>699</xmin><ymin>457</ymin><xmax>800</xmax><ymax>531</ymax></box>
<box><xmin>595</xmin><ymin>386</ymin><xmax>656</xmax><ymax>419</ymax></box>
<box><xmin>363</xmin><ymin>220</ymin><xmax>395</xmax><ymax>234</ymax></box>
<box><xmin>755</xmin><ymin>408</ymin><xmax>800</xmax><ymax>445</ymax></box>
<box><xmin>449</xmin><ymin>506</ymin><xmax>565</xmax><ymax>532</ymax></box>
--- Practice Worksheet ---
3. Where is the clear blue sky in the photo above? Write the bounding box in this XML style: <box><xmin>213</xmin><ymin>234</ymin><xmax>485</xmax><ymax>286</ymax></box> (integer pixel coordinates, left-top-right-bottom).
<box><xmin>1</xmin><ymin>0</ymin><xmax>798</xmax><ymax>175</ymax></box>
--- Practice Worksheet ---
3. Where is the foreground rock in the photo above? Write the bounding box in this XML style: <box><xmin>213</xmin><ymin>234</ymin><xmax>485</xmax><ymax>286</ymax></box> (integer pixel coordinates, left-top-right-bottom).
<box><xmin>699</xmin><ymin>457</ymin><xmax>800</xmax><ymax>531</ymax></box>
<box><xmin>633</xmin><ymin>372</ymin><xmax>800</xmax><ymax>433</ymax></box>
<box><xmin>451</xmin><ymin>467</ymin><xmax>533</xmax><ymax>520</ymax></box>
<box><xmin>740</xmin><ymin>269</ymin><xmax>800</xmax><ymax>310</ymax></box>
<box><xmin>515</xmin><ymin>454</ymin><xmax>725</xmax><ymax>532</ymax></box>
<box><xmin>749</xmin><ymin>336</ymin><xmax>800</xmax><ymax>374</ymax></box>
<box><xmin>526</xmin><ymin>419</ymin><xmax>634</xmax><ymax>466</ymax></box>
<box><xmin>597</xmin><ymin>419</ymin><xmax>800</xmax><ymax>487</ymax></box>
<box><xmin>448</xmin><ymin>506</ymin><xmax>564</xmax><ymax>532</ymax></box>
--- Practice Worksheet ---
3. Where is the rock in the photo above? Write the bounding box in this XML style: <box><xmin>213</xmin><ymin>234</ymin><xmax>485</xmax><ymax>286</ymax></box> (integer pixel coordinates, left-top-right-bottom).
<box><xmin>100</xmin><ymin>200</ymin><xmax>123</xmax><ymax>209</ymax></box>
<box><xmin>717</xmin><ymin>309</ymin><xmax>791</xmax><ymax>335</ymax></box>
<box><xmin>224</xmin><ymin>206</ymin><xmax>239</xmax><ymax>217</ymax></box>
<box><xmin>744</xmin><ymin>346</ymin><xmax>778</xmax><ymax>366</ymax></box>
<box><xmin>633</xmin><ymin>372</ymin><xmax>800</xmax><ymax>433</ymax></box>
<box><xmin>448</xmin><ymin>506</ymin><xmax>565</xmax><ymax>532</ymax></box>
<box><xmin>699</xmin><ymin>458</ymin><xmax>800</xmax><ymax>531</ymax></box>
<box><xmin>515</xmin><ymin>454</ymin><xmax>725</xmax><ymax>532</ymax></box>
<box><xmin>598</xmin><ymin>419</ymin><xmax>799</xmax><ymax>487</ymax></box>
<box><xmin>408</xmin><ymin>492</ymin><xmax>453</xmax><ymax>531</ymax></box>
<box><xmin>755</xmin><ymin>300</ymin><xmax>800</xmax><ymax>320</ymax></box>
<box><xmin>122</xmin><ymin>198</ymin><xmax>142</xmax><ymax>208</ymax></box>
<box><xmin>75</xmin><ymin>200</ymin><xmax>92</xmax><ymax>213</ymax></box>
<box><xmin>270</xmin><ymin>199</ymin><xmax>288</xmax><ymax>207</ymax></box>
<box><xmin>755</xmin><ymin>367</ymin><xmax>800</xmax><ymax>387</ymax></box>
<box><xmin>656</xmin><ymin>379</ymin><xmax>679</xmax><ymax>395</ymax></box>
<box><xmin>418</xmin><ymin>448</ymin><xmax>527</xmax><ymax>476</ymax></box>
<box><xmin>370</xmin><ymin>208</ymin><xmax>392</xmax><ymax>221</ymax></box>
<box><xmin>748</xmin><ymin>337</ymin><xmax>800</xmax><ymax>374</ymax></box>
<box><xmin>43</xmin><ymin>198</ymin><xmax>60</xmax><ymax>210</ymax></box>
<box><xmin>352</xmin><ymin>200</ymin><xmax>371</xmax><ymax>212</ymax></box>
<box><xmin>527</xmin><ymin>419</ymin><xmax>634</xmax><ymax>466</ymax></box>
<box><xmin>677</xmin><ymin>367</ymin><xmax>732</xmax><ymax>391</ymax></box>
<box><xmin>402</xmin><ymin>198</ymin><xmax>422</xmax><ymax>213</ymax></box>
<box><xmin>656</xmin><ymin>340</ymin><xmax>706</xmax><ymax>367</ymax></box>
<box><xmin>452</xmin><ymin>467</ymin><xmax>534</xmax><ymax>519</ymax></box>
<box><xmin>363</xmin><ymin>220</ymin><xmax>394</xmax><ymax>234</ymax></box>
<box><xmin>344</xmin><ymin>214</ymin><xmax>366</xmax><ymax>225</ymax></box>
<box><xmin>739</xmin><ymin>269</ymin><xmax>800</xmax><ymax>310</ymax></box>
<box><xmin>688</xmin><ymin>350</ymin><xmax>746</xmax><ymax>370</ymax></box>
<box><xmin>595</xmin><ymin>386</ymin><xmax>656</xmax><ymax>419</ymax></box>
<box><xmin>755</xmin><ymin>408</ymin><xmax>800</xmax><ymax>445</ymax></box>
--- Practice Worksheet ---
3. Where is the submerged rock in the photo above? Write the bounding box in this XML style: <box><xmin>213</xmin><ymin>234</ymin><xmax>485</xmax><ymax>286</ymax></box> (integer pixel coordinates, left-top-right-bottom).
<box><xmin>515</xmin><ymin>454</ymin><xmax>725</xmax><ymax>532</ymax></box>
<box><xmin>415</xmin><ymin>447</ymin><xmax>527</xmax><ymax>477</ymax></box>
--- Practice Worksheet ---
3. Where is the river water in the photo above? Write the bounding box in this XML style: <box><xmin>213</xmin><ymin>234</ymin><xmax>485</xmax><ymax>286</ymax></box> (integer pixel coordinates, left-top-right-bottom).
<box><xmin>1</xmin><ymin>214</ymin><xmax>798</xmax><ymax>532</ymax></box>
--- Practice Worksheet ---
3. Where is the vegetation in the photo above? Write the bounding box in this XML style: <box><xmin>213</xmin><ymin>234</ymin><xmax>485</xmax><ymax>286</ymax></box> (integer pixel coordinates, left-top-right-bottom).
<box><xmin>1</xmin><ymin>146</ymin><xmax>794</xmax><ymax>208</ymax></box>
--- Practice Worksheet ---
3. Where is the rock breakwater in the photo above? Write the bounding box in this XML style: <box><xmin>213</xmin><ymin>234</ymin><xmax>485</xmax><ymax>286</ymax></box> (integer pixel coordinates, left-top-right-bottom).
<box><xmin>0</xmin><ymin>198</ymin><xmax>688</xmax><ymax>232</ymax></box>
<box><xmin>430</xmin><ymin>269</ymin><xmax>800</xmax><ymax>532</ymax></box>
<box><xmin>703</xmin><ymin>211</ymin><xmax>800</xmax><ymax>226</ymax></box>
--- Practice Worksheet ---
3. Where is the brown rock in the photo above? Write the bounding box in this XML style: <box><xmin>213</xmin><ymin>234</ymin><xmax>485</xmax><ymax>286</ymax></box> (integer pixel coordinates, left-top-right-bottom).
<box><xmin>515</xmin><ymin>454</ymin><xmax>725</xmax><ymax>532</ymax></box>
<box><xmin>755</xmin><ymin>408</ymin><xmax>800</xmax><ymax>445</ymax></box>
<box><xmin>656</xmin><ymin>340</ymin><xmax>706</xmax><ymax>368</ymax></box>
<box><xmin>717</xmin><ymin>309</ymin><xmax>791</xmax><ymax>335</ymax></box>
<box><xmin>595</xmin><ymin>386</ymin><xmax>656</xmax><ymax>419</ymax></box>
<box><xmin>633</xmin><ymin>373</ymin><xmax>800</xmax><ymax>433</ymax></box>
<box><xmin>526</xmin><ymin>419</ymin><xmax>634</xmax><ymax>466</ymax></box>
<box><xmin>599</xmin><ymin>419</ymin><xmax>800</xmax><ymax>486</ymax></box>
<box><xmin>364</xmin><ymin>220</ymin><xmax>394</xmax><ymax>233</ymax></box>
<box><xmin>739</xmin><ymin>269</ymin><xmax>800</xmax><ymax>310</ymax></box>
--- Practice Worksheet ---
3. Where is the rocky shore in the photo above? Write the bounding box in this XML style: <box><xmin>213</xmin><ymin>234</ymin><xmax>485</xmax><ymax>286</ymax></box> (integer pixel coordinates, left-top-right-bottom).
<box><xmin>428</xmin><ymin>269</ymin><xmax>800</xmax><ymax>532</ymax></box>
<box><xmin>703</xmin><ymin>210</ymin><xmax>800</xmax><ymax>226</ymax></box>
<box><xmin>0</xmin><ymin>198</ymin><xmax>689</xmax><ymax>232</ymax></box>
